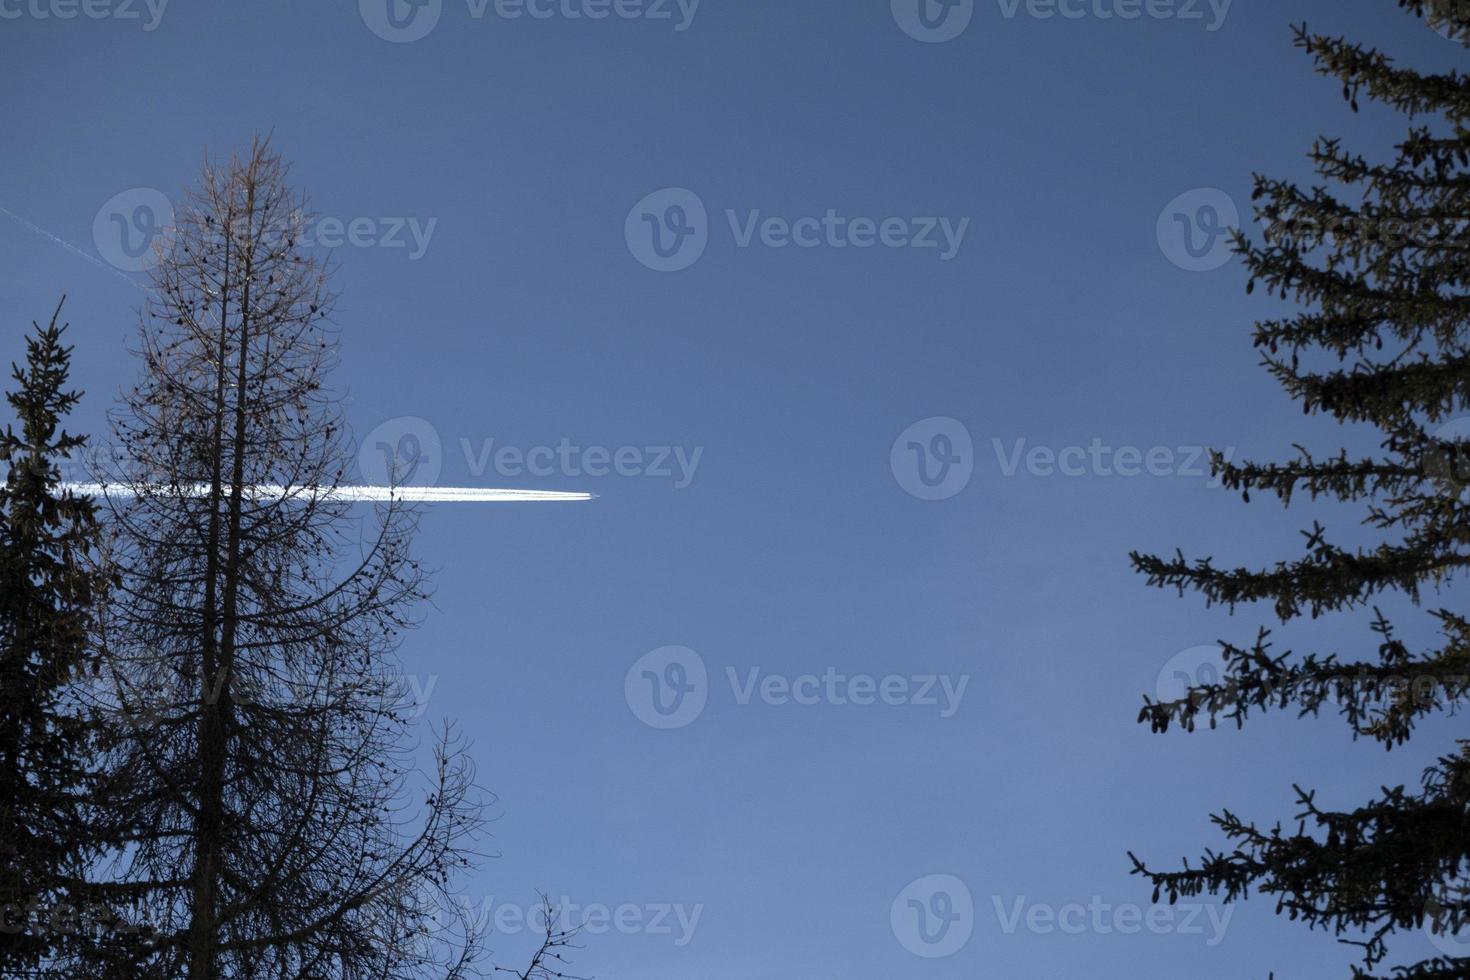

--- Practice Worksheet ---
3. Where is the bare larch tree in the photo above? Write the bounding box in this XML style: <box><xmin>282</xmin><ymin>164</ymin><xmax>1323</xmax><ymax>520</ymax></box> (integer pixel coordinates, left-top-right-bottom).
<box><xmin>80</xmin><ymin>137</ymin><xmax>486</xmax><ymax>979</ymax></box>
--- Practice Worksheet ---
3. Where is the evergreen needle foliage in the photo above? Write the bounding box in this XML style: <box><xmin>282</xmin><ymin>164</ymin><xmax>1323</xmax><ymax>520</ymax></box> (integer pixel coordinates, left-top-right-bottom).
<box><xmin>0</xmin><ymin>301</ymin><xmax>110</xmax><ymax>975</ymax></box>
<box><xmin>1130</xmin><ymin>3</ymin><xmax>1470</xmax><ymax>976</ymax></box>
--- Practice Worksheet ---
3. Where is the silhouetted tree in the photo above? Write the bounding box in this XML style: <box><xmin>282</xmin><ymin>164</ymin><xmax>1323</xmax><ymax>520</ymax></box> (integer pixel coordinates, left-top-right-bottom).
<box><xmin>0</xmin><ymin>301</ymin><xmax>110</xmax><ymax>975</ymax></box>
<box><xmin>1131</xmin><ymin>4</ymin><xmax>1470</xmax><ymax>978</ymax></box>
<box><xmin>81</xmin><ymin>138</ymin><xmax>486</xmax><ymax>979</ymax></box>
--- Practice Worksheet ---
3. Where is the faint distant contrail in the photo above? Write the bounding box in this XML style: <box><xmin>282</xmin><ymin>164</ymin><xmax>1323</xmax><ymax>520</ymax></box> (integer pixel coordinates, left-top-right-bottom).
<box><xmin>0</xmin><ymin>206</ymin><xmax>143</xmax><ymax>288</ymax></box>
<box><xmin>65</xmin><ymin>483</ymin><xmax>596</xmax><ymax>503</ymax></box>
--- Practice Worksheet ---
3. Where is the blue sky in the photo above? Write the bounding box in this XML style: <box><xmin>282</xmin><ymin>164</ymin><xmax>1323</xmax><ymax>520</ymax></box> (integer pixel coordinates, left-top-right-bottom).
<box><xmin>3</xmin><ymin>1</ymin><xmax>1468</xmax><ymax>977</ymax></box>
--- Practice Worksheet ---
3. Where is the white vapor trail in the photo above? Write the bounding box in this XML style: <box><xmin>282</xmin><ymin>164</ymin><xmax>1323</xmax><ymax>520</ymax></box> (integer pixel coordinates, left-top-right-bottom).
<box><xmin>0</xmin><ymin>206</ymin><xmax>143</xmax><ymax>288</ymax></box>
<box><xmin>64</xmin><ymin>483</ymin><xmax>596</xmax><ymax>504</ymax></box>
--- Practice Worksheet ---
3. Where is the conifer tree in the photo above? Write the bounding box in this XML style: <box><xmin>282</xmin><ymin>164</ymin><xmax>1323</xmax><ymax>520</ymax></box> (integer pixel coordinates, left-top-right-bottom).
<box><xmin>0</xmin><ymin>301</ymin><xmax>108</xmax><ymax>974</ymax></box>
<box><xmin>1130</xmin><ymin>3</ymin><xmax>1470</xmax><ymax>976</ymax></box>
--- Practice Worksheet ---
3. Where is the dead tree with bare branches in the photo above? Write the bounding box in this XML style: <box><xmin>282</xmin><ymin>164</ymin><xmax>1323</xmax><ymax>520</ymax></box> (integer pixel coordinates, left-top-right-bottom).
<box><xmin>77</xmin><ymin>137</ymin><xmax>487</xmax><ymax>979</ymax></box>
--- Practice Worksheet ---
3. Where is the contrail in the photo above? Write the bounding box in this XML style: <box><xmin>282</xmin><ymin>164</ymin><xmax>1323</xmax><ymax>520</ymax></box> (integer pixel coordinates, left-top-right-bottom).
<box><xmin>64</xmin><ymin>483</ymin><xmax>596</xmax><ymax>504</ymax></box>
<box><xmin>0</xmin><ymin>206</ymin><xmax>143</xmax><ymax>288</ymax></box>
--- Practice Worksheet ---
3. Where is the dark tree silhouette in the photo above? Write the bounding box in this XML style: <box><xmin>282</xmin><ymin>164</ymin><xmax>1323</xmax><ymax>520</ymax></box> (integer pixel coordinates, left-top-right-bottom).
<box><xmin>0</xmin><ymin>301</ymin><xmax>111</xmax><ymax>975</ymax></box>
<box><xmin>1130</xmin><ymin>3</ymin><xmax>1470</xmax><ymax>978</ymax></box>
<box><xmin>79</xmin><ymin>138</ymin><xmax>487</xmax><ymax>979</ymax></box>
